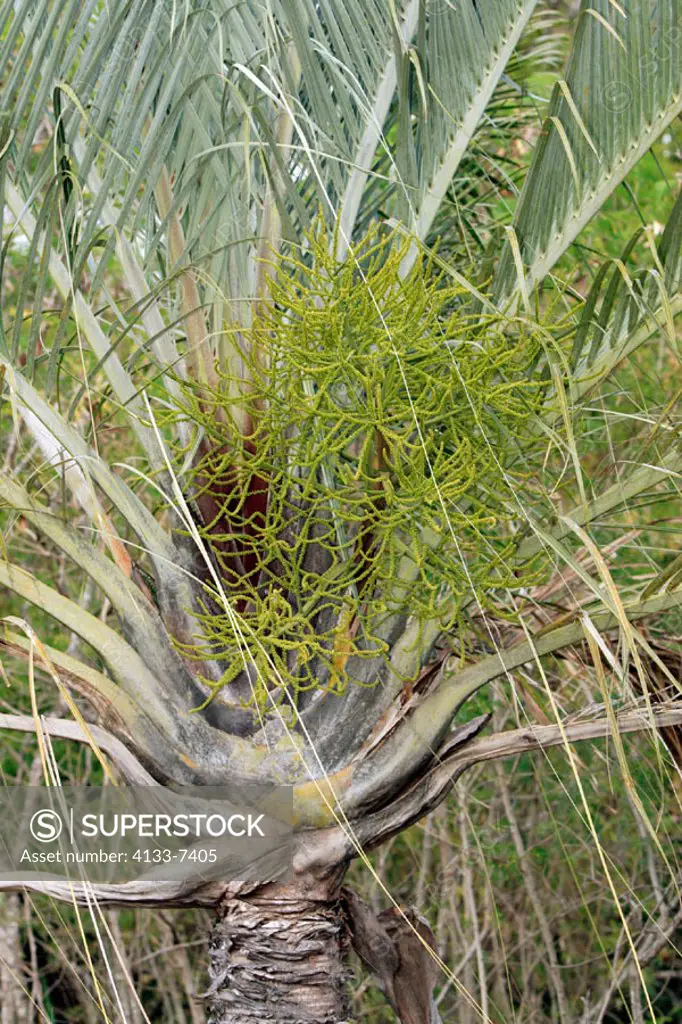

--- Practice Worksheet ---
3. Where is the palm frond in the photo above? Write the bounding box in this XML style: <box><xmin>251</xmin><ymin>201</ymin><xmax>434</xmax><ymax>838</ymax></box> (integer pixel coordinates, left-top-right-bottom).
<box><xmin>572</xmin><ymin>186</ymin><xmax>682</xmax><ymax>387</ymax></box>
<box><xmin>397</xmin><ymin>0</ymin><xmax>539</xmax><ymax>256</ymax></box>
<box><xmin>494</xmin><ymin>0</ymin><xmax>682</xmax><ymax>297</ymax></box>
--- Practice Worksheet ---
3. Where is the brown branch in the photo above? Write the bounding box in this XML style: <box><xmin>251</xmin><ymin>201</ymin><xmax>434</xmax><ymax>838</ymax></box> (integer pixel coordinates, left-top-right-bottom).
<box><xmin>0</xmin><ymin>714</ymin><xmax>156</xmax><ymax>785</ymax></box>
<box><xmin>295</xmin><ymin>704</ymin><xmax>682</xmax><ymax>874</ymax></box>
<box><xmin>444</xmin><ymin>705</ymin><xmax>682</xmax><ymax>772</ymax></box>
<box><xmin>343</xmin><ymin>591</ymin><xmax>682</xmax><ymax>818</ymax></box>
<box><xmin>3</xmin><ymin>708</ymin><xmax>681</xmax><ymax>908</ymax></box>
<box><xmin>0</xmin><ymin>633</ymin><xmax>143</xmax><ymax>740</ymax></box>
<box><xmin>0</xmin><ymin>877</ymin><xmax>254</xmax><ymax>908</ymax></box>
<box><xmin>345</xmin><ymin>888</ymin><xmax>442</xmax><ymax>1024</ymax></box>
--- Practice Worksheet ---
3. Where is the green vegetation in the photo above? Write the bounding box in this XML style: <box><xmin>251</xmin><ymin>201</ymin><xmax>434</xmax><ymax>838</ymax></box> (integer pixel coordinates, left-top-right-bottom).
<box><xmin>0</xmin><ymin>1</ymin><xmax>681</xmax><ymax>1022</ymax></box>
<box><xmin>174</xmin><ymin>224</ymin><xmax>550</xmax><ymax>712</ymax></box>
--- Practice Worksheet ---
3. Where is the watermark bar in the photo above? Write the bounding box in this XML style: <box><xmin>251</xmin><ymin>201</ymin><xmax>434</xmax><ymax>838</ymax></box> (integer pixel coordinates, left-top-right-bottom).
<box><xmin>0</xmin><ymin>785</ymin><xmax>293</xmax><ymax>884</ymax></box>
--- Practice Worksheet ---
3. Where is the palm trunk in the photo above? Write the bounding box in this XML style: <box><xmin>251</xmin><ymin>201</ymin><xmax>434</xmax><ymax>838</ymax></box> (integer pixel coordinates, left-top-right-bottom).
<box><xmin>207</xmin><ymin>879</ymin><xmax>353</xmax><ymax>1024</ymax></box>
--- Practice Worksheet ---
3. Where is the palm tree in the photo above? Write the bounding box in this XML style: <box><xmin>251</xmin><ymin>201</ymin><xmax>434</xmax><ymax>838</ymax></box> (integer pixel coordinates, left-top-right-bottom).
<box><xmin>1</xmin><ymin>1</ymin><xmax>681</xmax><ymax>1020</ymax></box>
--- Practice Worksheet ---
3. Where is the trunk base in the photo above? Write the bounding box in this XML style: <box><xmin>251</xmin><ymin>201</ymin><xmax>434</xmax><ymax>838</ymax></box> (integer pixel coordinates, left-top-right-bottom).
<box><xmin>208</xmin><ymin>880</ymin><xmax>353</xmax><ymax>1024</ymax></box>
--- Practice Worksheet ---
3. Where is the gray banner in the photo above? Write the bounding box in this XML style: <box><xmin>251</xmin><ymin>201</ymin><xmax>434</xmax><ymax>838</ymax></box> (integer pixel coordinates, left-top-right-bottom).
<box><xmin>0</xmin><ymin>785</ymin><xmax>293</xmax><ymax>884</ymax></box>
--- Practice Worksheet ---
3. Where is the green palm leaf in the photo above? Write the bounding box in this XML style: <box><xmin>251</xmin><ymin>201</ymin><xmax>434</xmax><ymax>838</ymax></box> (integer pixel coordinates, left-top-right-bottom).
<box><xmin>494</xmin><ymin>0</ymin><xmax>682</xmax><ymax>297</ymax></box>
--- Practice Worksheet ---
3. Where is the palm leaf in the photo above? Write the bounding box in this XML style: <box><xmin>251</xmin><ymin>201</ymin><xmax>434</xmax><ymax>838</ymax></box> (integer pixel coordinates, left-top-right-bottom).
<box><xmin>494</xmin><ymin>0</ymin><xmax>682</xmax><ymax>297</ymax></box>
<box><xmin>396</xmin><ymin>0</ymin><xmax>539</xmax><ymax>256</ymax></box>
<box><xmin>570</xmin><ymin>186</ymin><xmax>682</xmax><ymax>398</ymax></box>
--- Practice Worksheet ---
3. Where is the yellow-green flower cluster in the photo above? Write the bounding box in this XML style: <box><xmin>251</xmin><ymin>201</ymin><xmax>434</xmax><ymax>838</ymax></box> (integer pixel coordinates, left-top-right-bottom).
<box><xmin>172</xmin><ymin>224</ymin><xmax>547</xmax><ymax>712</ymax></box>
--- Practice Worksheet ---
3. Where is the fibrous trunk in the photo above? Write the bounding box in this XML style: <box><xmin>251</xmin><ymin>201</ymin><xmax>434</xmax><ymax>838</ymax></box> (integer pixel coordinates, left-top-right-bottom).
<box><xmin>207</xmin><ymin>880</ymin><xmax>353</xmax><ymax>1024</ymax></box>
